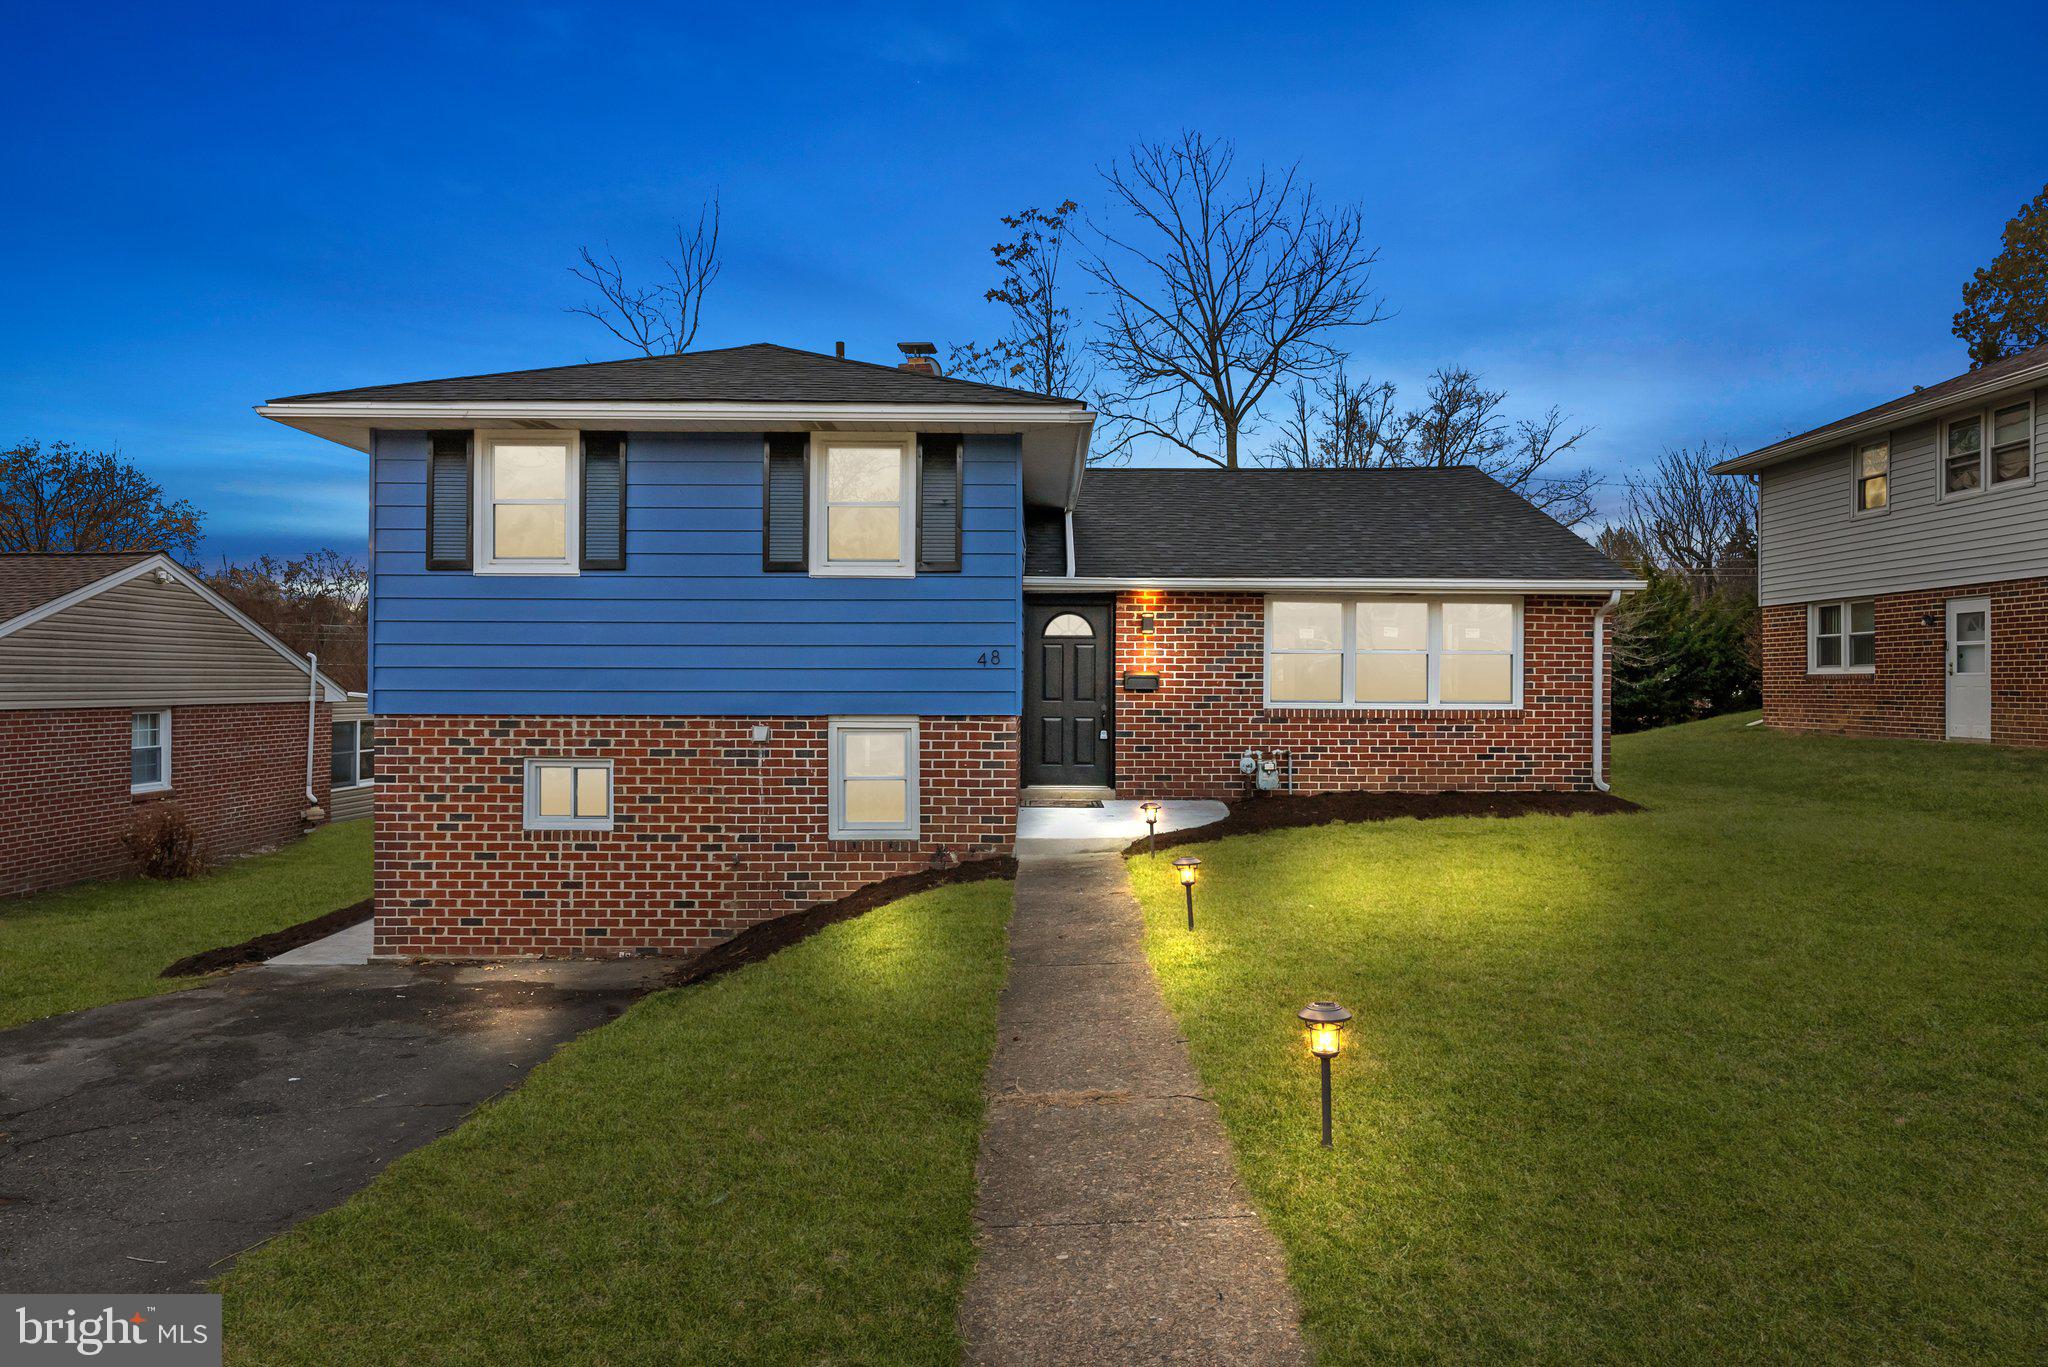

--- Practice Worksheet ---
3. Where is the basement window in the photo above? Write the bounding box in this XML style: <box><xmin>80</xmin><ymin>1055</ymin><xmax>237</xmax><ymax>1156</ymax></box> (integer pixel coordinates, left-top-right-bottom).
<box><xmin>1808</xmin><ymin>599</ymin><xmax>1875</xmax><ymax>673</ymax></box>
<box><xmin>828</xmin><ymin>718</ymin><xmax>920</xmax><ymax>841</ymax></box>
<box><xmin>524</xmin><ymin>759</ymin><xmax>613</xmax><ymax>831</ymax></box>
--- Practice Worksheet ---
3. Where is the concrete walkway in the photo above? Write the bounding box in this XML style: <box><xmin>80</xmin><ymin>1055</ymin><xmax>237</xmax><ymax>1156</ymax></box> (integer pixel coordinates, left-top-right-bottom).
<box><xmin>960</xmin><ymin>852</ymin><xmax>1306</xmax><ymax>1364</ymax></box>
<box><xmin>265</xmin><ymin>916</ymin><xmax>373</xmax><ymax>965</ymax></box>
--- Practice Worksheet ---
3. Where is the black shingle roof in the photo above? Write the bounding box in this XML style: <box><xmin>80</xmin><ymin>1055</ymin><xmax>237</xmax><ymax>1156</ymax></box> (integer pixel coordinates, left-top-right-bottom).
<box><xmin>0</xmin><ymin>552</ymin><xmax>155</xmax><ymax>626</ymax></box>
<box><xmin>268</xmin><ymin>342</ymin><xmax>1086</xmax><ymax>407</ymax></box>
<box><xmin>1033</xmin><ymin>467</ymin><xmax>1632</xmax><ymax>582</ymax></box>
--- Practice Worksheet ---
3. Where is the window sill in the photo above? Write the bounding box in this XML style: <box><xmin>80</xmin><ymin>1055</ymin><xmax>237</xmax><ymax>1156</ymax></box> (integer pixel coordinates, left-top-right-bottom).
<box><xmin>473</xmin><ymin>563</ymin><xmax>581</xmax><ymax>577</ymax></box>
<box><xmin>1263</xmin><ymin>703</ymin><xmax>1523</xmax><ymax>716</ymax></box>
<box><xmin>130</xmin><ymin>783</ymin><xmax>172</xmax><ymax>797</ymax></box>
<box><xmin>1806</xmin><ymin>667</ymin><xmax>1875</xmax><ymax>677</ymax></box>
<box><xmin>828</xmin><ymin>832</ymin><xmax>921</xmax><ymax>846</ymax></box>
<box><xmin>809</xmin><ymin>564</ymin><xmax>916</xmax><ymax>580</ymax></box>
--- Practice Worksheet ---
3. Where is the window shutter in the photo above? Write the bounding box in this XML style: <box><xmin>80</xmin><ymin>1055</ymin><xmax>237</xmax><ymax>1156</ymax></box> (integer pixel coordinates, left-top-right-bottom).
<box><xmin>763</xmin><ymin>433</ymin><xmax>809</xmax><ymax>572</ymax></box>
<box><xmin>580</xmin><ymin>431</ymin><xmax>627</xmax><ymax>570</ymax></box>
<box><xmin>426</xmin><ymin>430</ymin><xmax>472</xmax><ymax>571</ymax></box>
<box><xmin>917</xmin><ymin>434</ymin><xmax>962</xmax><ymax>573</ymax></box>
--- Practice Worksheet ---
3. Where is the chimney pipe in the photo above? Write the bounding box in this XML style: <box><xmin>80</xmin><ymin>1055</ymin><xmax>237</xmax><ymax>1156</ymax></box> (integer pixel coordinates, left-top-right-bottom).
<box><xmin>897</xmin><ymin>341</ymin><xmax>940</xmax><ymax>376</ymax></box>
<box><xmin>835</xmin><ymin>341</ymin><xmax>845</xmax><ymax>360</ymax></box>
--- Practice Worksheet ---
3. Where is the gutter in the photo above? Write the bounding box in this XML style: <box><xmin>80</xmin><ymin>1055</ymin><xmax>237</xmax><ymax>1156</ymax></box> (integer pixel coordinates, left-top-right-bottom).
<box><xmin>1591</xmin><ymin>591</ymin><xmax>1621</xmax><ymax>793</ymax></box>
<box><xmin>1024</xmin><ymin>576</ymin><xmax>1648</xmax><ymax>594</ymax></box>
<box><xmin>303</xmin><ymin>652</ymin><xmax>321</xmax><ymax>811</ymax></box>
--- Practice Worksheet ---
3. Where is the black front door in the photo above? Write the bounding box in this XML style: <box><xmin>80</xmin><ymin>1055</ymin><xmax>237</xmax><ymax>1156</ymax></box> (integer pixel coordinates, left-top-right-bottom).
<box><xmin>1024</xmin><ymin>600</ymin><xmax>1113</xmax><ymax>787</ymax></box>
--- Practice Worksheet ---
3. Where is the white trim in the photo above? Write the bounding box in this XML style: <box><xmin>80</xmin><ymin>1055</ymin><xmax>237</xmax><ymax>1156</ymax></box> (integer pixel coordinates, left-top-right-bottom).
<box><xmin>130</xmin><ymin>708</ymin><xmax>172</xmax><ymax>794</ymax></box>
<box><xmin>1261</xmin><ymin>594</ymin><xmax>1524</xmax><ymax>712</ymax></box>
<box><xmin>1806</xmin><ymin>598</ymin><xmax>1876</xmax><ymax>675</ymax></box>
<box><xmin>473</xmin><ymin>430</ymin><xmax>582</xmax><ymax>575</ymax></box>
<box><xmin>1850</xmin><ymin>434</ymin><xmax>1891</xmax><ymax>518</ymax></box>
<box><xmin>827</xmin><ymin>716</ymin><xmax>921</xmax><ymax>842</ymax></box>
<box><xmin>1714</xmin><ymin>362</ymin><xmax>2048</xmax><ymax>474</ymax></box>
<box><xmin>1934</xmin><ymin>396</ymin><xmax>2036</xmax><ymax>502</ymax></box>
<box><xmin>0</xmin><ymin>554</ymin><xmax>348</xmax><ymax>701</ymax></box>
<box><xmin>1026</xmin><ymin>575</ymin><xmax>1644</xmax><ymax>594</ymax></box>
<box><xmin>522</xmin><ymin>758</ymin><xmax>615</xmax><ymax>831</ymax></box>
<box><xmin>807</xmin><ymin>434</ymin><xmax>917</xmax><ymax>578</ymax></box>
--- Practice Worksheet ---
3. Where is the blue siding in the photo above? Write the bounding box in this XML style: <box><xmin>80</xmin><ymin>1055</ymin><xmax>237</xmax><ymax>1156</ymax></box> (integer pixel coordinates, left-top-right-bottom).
<box><xmin>368</xmin><ymin>432</ymin><xmax>1025</xmax><ymax>716</ymax></box>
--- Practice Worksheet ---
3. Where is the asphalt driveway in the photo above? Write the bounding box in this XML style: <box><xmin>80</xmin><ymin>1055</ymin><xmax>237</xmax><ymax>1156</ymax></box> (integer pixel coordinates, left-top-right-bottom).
<box><xmin>0</xmin><ymin>958</ymin><xmax>666</xmax><ymax>1293</ymax></box>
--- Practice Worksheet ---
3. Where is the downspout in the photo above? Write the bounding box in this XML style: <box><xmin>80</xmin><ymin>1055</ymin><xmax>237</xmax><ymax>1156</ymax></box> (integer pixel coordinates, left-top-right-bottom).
<box><xmin>1063</xmin><ymin>509</ymin><xmax>1077</xmax><ymax>579</ymax></box>
<box><xmin>303</xmin><ymin>652</ymin><xmax>321</xmax><ymax>809</ymax></box>
<box><xmin>1591</xmin><ymin>591</ymin><xmax>1621</xmax><ymax>792</ymax></box>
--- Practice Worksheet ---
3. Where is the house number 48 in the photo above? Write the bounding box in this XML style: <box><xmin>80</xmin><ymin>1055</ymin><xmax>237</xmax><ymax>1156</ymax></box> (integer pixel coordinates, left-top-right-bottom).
<box><xmin>976</xmin><ymin>649</ymin><xmax>1004</xmax><ymax>667</ymax></box>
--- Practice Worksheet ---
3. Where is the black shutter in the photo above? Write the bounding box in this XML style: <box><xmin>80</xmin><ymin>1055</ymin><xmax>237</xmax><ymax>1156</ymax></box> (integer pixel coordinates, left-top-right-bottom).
<box><xmin>763</xmin><ymin>433</ymin><xmax>809</xmax><ymax>572</ymax></box>
<box><xmin>917</xmin><ymin>434</ymin><xmax>962</xmax><ymax>573</ymax></box>
<box><xmin>426</xmin><ymin>430</ymin><xmax>472</xmax><ymax>570</ymax></box>
<box><xmin>580</xmin><ymin>431</ymin><xmax>627</xmax><ymax>570</ymax></box>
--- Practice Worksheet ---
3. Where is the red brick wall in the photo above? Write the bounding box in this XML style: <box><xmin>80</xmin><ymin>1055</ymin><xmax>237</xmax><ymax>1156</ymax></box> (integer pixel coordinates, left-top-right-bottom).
<box><xmin>371</xmin><ymin>715</ymin><xmax>1017</xmax><ymax>959</ymax></box>
<box><xmin>1109</xmin><ymin>591</ymin><xmax>1612</xmax><ymax>799</ymax></box>
<box><xmin>1761</xmin><ymin>576</ymin><xmax>2048</xmax><ymax>747</ymax></box>
<box><xmin>0</xmin><ymin>702</ymin><xmax>331</xmax><ymax>899</ymax></box>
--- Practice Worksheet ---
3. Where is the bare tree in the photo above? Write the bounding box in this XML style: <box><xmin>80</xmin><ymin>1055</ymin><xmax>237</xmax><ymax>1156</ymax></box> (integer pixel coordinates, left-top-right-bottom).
<box><xmin>948</xmin><ymin>202</ymin><xmax>1089</xmax><ymax>397</ymax></box>
<box><xmin>0</xmin><ymin>441</ymin><xmax>203</xmax><ymax>556</ymax></box>
<box><xmin>569</xmin><ymin>195</ymin><xmax>721</xmax><ymax>355</ymax></box>
<box><xmin>1084</xmin><ymin>133</ymin><xmax>1384</xmax><ymax>467</ymax></box>
<box><xmin>1253</xmin><ymin>365</ymin><xmax>1596</xmax><ymax>524</ymax></box>
<box><xmin>201</xmin><ymin>549</ymin><xmax>368</xmax><ymax>688</ymax></box>
<box><xmin>1612</xmin><ymin>443</ymin><xmax>1758</xmax><ymax>596</ymax></box>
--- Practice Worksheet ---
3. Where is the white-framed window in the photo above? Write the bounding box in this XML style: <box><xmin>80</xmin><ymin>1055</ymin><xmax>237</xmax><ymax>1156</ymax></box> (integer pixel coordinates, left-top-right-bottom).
<box><xmin>523</xmin><ymin>758</ymin><xmax>613</xmax><ymax>831</ymax></box>
<box><xmin>130</xmin><ymin>709</ymin><xmax>170</xmax><ymax>793</ymax></box>
<box><xmin>476</xmin><ymin>431</ymin><xmax>580</xmax><ymax>573</ymax></box>
<box><xmin>827</xmin><ymin>717</ymin><xmax>920</xmax><ymax>841</ymax></box>
<box><xmin>1264</xmin><ymin>598</ymin><xmax>1522</xmax><ymax>709</ymax></box>
<box><xmin>1940</xmin><ymin>397</ymin><xmax>2034</xmax><ymax>498</ymax></box>
<box><xmin>1853</xmin><ymin>437</ymin><xmax>1890</xmax><ymax>514</ymax></box>
<box><xmin>1808</xmin><ymin>599</ymin><xmax>1875</xmax><ymax>673</ymax></box>
<box><xmin>809</xmin><ymin>435</ymin><xmax>916</xmax><ymax>577</ymax></box>
<box><xmin>331</xmin><ymin>720</ymin><xmax>375</xmax><ymax>789</ymax></box>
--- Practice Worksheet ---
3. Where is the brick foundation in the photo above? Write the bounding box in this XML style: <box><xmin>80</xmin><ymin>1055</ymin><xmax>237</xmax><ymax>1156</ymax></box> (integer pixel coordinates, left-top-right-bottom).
<box><xmin>1761</xmin><ymin>576</ymin><xmax>2048</xmax><ymax>747</ymax></box>
<box><xmin>1108</xmin><ymin>592</ymin><xmax>1612</xmax><ymax>799</ymax></box>
<box><xmin>0</xmin><ymin>702</ymin><xmax>331</xmax><ymax>899</ymax></box>
<box><xmin>371</xmin><ymin>715</ymin><xmax>1018</xmax><ymax>959</ymax></box>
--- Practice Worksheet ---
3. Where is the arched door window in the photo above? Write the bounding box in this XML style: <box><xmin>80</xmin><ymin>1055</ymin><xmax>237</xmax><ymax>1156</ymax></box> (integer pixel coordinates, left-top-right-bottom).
<box><xmin>1042</xmin><ymin>612</ymin><xmax>1094</xmax><ymax>638</ymax></box>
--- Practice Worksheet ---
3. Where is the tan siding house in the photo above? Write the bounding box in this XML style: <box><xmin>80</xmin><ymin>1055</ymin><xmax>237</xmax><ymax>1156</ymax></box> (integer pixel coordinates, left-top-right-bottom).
<box><xmin>330</xmin><ymin>694</ymin><xmax>374</xmax><ymax>822</ymax></box>
<box><xmin>0</xmin><ymin>553</ymin><xmax>350</xmax><ymax>897</ymax></box>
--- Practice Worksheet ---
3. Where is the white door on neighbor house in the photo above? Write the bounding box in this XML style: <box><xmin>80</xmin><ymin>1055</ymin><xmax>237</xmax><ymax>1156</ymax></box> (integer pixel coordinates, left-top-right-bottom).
<box><xmin>1945</xmin><ymin>597</ymin><xmax>1991</xmax><ymax>741</ymax></box>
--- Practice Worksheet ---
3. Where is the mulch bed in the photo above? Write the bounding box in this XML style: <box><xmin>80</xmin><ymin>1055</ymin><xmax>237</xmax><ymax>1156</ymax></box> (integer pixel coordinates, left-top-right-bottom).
<box><xmin>1126</xmin><ymin>789</ymin><xmax>1642</xmax><ymax>857</ymax></box>
<box><xmin>662</xmin><ymin>855</ymin><xmax>1019</xmax><ymax>991</ymax></box>
<box><xmin>159</xmin><ymin>898</ymin><xmax>375</xmax><ymax>978</ymax></box>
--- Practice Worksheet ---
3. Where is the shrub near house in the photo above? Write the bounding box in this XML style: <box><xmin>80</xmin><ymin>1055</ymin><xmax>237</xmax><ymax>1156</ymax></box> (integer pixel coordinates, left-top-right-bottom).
<box><xmin>258</xmin><ymin>343</ymin><xmax>1640</xmax><ymax>960</ymax></box>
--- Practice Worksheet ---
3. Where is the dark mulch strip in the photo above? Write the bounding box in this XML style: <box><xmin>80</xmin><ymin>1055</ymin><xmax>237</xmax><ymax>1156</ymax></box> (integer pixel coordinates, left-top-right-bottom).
<box><xmin>1126</xmin><ymin>789</ymin><xmax>1643</xmax><ymax>857</ymax></box>
<box><xmin>159</xmin><ymin>898</ymin><xmax>375</xmax><ymax>978</ymax></box>
<box><xmin>664</xmin><ymin>855</ymin><xmax>1019</xmax><ymax>991</ymax></box>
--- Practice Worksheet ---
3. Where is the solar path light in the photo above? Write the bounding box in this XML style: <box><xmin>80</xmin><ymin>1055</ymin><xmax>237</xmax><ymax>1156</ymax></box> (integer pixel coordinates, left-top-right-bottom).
<box><xmin>1297</xmin><ymin>1001</ymin><xmax>1352</xmax><ymax>1147</ymax></box>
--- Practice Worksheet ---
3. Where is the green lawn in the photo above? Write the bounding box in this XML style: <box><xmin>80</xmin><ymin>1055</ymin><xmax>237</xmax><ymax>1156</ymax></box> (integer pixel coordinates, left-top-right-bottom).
<box><xmin>0</xmin><ymin>819</ymin><xmax>371</xmax><ymax>1030</ymax></box>
<box><xmin>218</xmin><ymin>878</ymin><xmax>1012</xmax><ymax>1365</ymax></box>
<box><xmin>1130</xmin><ymin>716</ymin><xmax>2047</xmax><ymax>1363</ymax></box>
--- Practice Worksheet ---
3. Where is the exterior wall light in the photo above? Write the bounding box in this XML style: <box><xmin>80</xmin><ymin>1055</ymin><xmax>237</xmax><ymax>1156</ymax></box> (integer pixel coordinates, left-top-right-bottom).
<box><xmin>1139</xmin><ymin>800</ymin><xmax>1163</xmax><ymax>856</ymax></box>
<box><xmin>1172</xmin><ymin>855</ymin><xmax>1201</xmax><ymax>930</ymax></box>
<box><xmin>1297</xmin><ymin>1001</ymin><xmax>1352</xmax><ymax>1147</ymax></box>
<box><xmin>1138</xmin><ymin>613</ymin><xmax>1157</xmax><ymax>634</ymax></box>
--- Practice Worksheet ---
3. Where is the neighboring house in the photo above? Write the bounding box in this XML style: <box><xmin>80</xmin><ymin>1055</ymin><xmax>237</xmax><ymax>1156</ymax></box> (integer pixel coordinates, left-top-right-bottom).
<box><xmin>330</xmin><ymin>693</ymin><xmax>375</xmax><ymax>821</ymax></box>
<box><xmin>0</xmin><ymin>553</ymin><xmax>348</xmax><ymax>898</ymax></box>
<box><xmin>1714</xmin><ymin>343</ymin><xmax>2048</xmax><ymax>748</ymax></box>
<box><xmin>260</xmin><ymin>342</ymin><xmax>1640</xmax><ymax>959</ymax></box>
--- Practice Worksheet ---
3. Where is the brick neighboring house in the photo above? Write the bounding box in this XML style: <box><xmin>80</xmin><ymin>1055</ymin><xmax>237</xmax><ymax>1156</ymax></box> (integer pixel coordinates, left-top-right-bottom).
<box><xmin>1714</xmin><ymin>343</ymin><xmax>2048</xmax><ymax>748</ymax></box>
<box><xmin>258</xmin><ymin>343</ymin><xmax>1641</xmax><ymax>960</ymax></box>
<box><xmin>0</xmin><ymin>553</ymin><xmax>348</xmax><ymax>898</ymax></box>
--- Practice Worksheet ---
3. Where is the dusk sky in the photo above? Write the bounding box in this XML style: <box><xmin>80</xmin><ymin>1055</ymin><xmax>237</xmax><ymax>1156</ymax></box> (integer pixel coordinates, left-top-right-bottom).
<box><xmin>5</xmin><ymin>1</ymin><xmax>2044</xmax><ymax>561</ymax></box>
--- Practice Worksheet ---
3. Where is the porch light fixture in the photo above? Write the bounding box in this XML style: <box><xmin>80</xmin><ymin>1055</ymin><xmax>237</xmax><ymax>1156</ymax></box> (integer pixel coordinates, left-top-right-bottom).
<box><xmin>1138</xmin><ymin>614</ymin><xmax>1156</xmax><ymax>634</ymax></box>
<box><xmin>1139</xmin><ymin>800</ymin><xmax>1163</xmax><ymax>856</ymax></box>
<box><xmin>1172</xmin><ymin>854</ymin><xmax>1201</xmax><ymax>930</ymax></box>
<box><xmin>1297</xmin><ymin>1000</ymin><xmax>1352</xmax><ymax>1147</ymax></box>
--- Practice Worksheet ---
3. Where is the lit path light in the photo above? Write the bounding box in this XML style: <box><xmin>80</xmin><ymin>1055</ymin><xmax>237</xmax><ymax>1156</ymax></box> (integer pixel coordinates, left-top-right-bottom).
<box><xmin>1172</xmin><ymin>855</ymin><xmax>1202</xmax><ymax>931</ymax></box>
<box><xmin>1139</xmin><ymin>801</ymin><xmax>1163</xmax><ymax>857</ymax></box>
<box><xmin>1297</xmin><ymin>1001</ymin><xmax>1352</xmax><ymax>1147</ymax></box>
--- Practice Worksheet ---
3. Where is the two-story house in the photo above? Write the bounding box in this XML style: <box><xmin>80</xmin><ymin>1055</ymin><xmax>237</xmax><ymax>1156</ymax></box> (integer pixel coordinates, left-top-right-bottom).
<box><xmin>1714</xmin><ymin>342</ymin><xmax>2048</xmax><ymax>749</ymax></box>
<box><xmin>261</xmin><ymin>343</ymin><xmax>1640</xmax><ymax>959</ymax></box>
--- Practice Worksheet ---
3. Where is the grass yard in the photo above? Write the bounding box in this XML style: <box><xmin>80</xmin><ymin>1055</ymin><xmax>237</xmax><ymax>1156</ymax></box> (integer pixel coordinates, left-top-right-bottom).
<box><xmin>1130</xmin><ymin>715</ymin><xmax>2047</xmax><ymax>1363</ymax></box>
<box><xmin>0</xmin><ymin>819</ymin><xmax>371</xmax><ymax>1030</ymax></box>
<box><xmin>218</xmin><ymin>878</ymin><xmax>1012</xmax><ymax>1366</ymax></box>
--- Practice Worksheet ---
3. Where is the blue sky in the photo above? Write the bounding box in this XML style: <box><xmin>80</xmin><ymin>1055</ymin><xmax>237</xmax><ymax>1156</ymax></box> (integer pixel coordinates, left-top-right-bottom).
<box><xmin>4</xmin><ymin>1</ymin><xmax>2043</xmax><ymax>560</ymax></box>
